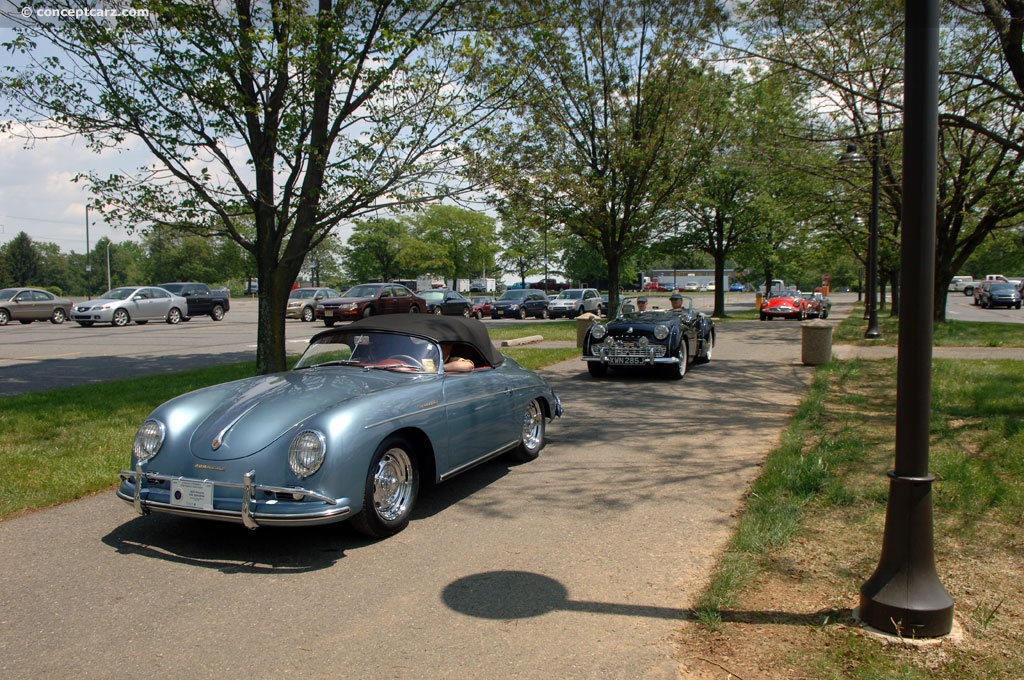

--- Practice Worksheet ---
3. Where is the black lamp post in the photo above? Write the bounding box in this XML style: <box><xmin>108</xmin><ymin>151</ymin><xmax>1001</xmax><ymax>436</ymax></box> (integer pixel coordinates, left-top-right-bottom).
<box><xmin>839</xmin><ymin>140</ymin><xmax>882</xmax><ymax>339</ymax></box>
<box><xmin>856</xmin><ymin>0</ymin><xmax>953</xmax><ymax>638</ymax></box>
<box><xmin>85</xmin><ymin>205</ymin><xmax>92</xmax><ymax>300</ymax></box>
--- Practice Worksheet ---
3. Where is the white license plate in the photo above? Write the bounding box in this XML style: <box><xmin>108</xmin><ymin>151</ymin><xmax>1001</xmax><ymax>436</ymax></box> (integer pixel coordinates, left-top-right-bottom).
<box><xmin>170</xmin><ymin>479</ymin><xmax>214</xmax><ymax>510</ymax></box>
<box><xmin>324</xmin><ymin>309</ymin><xmax>334</xmax><ymax>317</ymax></box>
<box><xmin>610</xmin><ymin>356</ymin><xmax>645</xmax><ymax>365</ymax></box>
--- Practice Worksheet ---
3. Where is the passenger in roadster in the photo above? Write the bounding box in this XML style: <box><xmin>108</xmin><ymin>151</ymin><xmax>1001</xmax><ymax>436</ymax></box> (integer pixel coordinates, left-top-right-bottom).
<box><xmin>442</xmin><ymin>343</ymin><xmax>476</xmax><ymax>372</ymax></box>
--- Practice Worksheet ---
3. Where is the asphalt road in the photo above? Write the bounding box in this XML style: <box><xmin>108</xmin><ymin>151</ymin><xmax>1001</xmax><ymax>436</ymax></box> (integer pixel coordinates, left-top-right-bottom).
<box><xmin>0</xmin><ymin>303</ymin><xmax>831</xmax><ymax>678</ymax></box>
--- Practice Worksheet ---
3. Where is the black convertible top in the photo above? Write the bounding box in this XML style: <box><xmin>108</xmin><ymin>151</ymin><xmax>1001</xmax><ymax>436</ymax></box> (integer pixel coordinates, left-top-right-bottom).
<box><xmin>315</xmin><ymin>314</ymin><xmax>505</xmax><ymax>367</ymax></box>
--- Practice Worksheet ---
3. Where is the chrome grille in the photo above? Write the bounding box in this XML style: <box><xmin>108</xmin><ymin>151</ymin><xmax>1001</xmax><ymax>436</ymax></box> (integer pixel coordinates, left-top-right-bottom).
<box><xmin>600</xmin><ymin>336</ymin><xmax>667</xmax><ymax>358</ymax></box>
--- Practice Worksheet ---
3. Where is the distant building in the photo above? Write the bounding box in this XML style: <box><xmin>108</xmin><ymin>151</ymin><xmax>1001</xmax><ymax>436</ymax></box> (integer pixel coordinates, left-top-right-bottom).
<box><xmin>648</xmin><ymin>269</ymin><xmax>735</xmax><ymax>291</ymax></box>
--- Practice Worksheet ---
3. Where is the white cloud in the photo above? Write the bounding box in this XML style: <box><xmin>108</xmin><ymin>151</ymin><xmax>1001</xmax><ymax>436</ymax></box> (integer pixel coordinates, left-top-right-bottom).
<box><xmin>0</xmin><ymin>126</ymin><xmax>144</xmax><ymax>252</ymax></box>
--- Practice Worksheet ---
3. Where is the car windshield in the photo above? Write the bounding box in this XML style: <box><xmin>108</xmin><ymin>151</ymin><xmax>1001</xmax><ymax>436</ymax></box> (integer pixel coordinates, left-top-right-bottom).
<box><xmin>100</xmin><ymin>287</ymin><xmax>137</xmax><ymax>300</ymax></box>
<box><xmin>290</xmin><ymin>289</ymin><xmax>318</xmax><ymax>299</ymax></box>
<box><xmin>991</xmin><ymin>283</ymin><xmax>1016</xmax><ymax>292</ymax></box>
<box><xmin>420</xmin><ymin>291</ymin><xmax>445</xmax><ymax>302</ymax></box>
<box><xmin>470</xmin><ymin>297</ymin><xmax>491</xmax><ymax>304</ymax></box>
<box><xmin>617</xmin><ymin>296</ymin><xmax>693</xmax><ymax>316</ymax></box>
<box><xmin>294</xmin><ymin>330</ymin><xmax>442</xmax><ymax>374</ymax></box>
<box><xmin>342</xmin><ymin>284</ymin><xmax>383</xmax><ymax>298</ymax></box>
<box><xmin>557</xmin><ymin>290</ymin><xmax>583</xmax><ymax>299</ymax></box>
<box><xmin>159</xmin><ymin>284</ymin><xmax>185</xmax><ymax>294</ymax></box>
<box><xmin>0</xmin><ymin>288</ymin><xmax>17</xmax><ymax>300</ymax></box>
<box><xmin>499</xmin><ymin>289</ymin><xmax>528</xmax><ymax>300</ymax></box>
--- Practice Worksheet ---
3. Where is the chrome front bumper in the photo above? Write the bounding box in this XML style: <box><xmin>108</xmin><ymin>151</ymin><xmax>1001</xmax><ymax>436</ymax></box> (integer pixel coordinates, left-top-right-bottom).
<box><xmin>582</xmin><ymin>344</ymin><xmax>677</xmax><ymax>366</ymax></box>
<box><xmin>118</xmin><ymin>464</ymin><xmax>352</xmax><ymax>529</ymax></box>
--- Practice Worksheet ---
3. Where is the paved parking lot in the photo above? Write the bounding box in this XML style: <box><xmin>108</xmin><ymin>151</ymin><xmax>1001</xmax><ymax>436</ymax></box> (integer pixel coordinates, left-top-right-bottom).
<box><xmin>5</xmin><ymin>291</ymin><xmax>1009</xmax><ymax>398</ymax></box>
<box><xmin>0</xmin><ymin>292</ymin><xmax>764</xmax><ymax>396</ymax></box>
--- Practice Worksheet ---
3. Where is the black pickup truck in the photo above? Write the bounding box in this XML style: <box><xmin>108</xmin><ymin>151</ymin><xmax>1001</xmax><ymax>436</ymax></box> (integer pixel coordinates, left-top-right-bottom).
<box><xmin>157</xmin><ymin>282</ymin><xmax>230</xmax><ymax>321</ymax></box>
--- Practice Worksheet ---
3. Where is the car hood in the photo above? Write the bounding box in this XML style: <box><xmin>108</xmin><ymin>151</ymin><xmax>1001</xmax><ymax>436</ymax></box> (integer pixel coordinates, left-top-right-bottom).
<box><xmin>171</xmin><ymin>369</ymin><xmax>432</xmax><ymax>461</ymax></box>
<box><xmin>75</xmin><ymin>299</ymin><xmax>117</xmax><ymax>310</ymax></box>
<box><xmin>763</xmin><ymin>297</ymin><xmax>799</xmax><ymax>307</ymax></box>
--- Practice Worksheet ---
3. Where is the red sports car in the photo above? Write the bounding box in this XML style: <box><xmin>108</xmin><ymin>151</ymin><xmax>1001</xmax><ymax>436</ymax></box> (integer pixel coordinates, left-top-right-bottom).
<box><xmin>760</xmin><ymin>290</ymin><xmax>810</xmax><ymax>321</ymax></box>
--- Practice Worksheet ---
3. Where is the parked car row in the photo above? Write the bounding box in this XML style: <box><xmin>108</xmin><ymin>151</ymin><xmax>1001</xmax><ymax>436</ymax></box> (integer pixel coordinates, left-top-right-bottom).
<box><xmin>1</xmin><ymin>283</ymin><xmax>232</xmax><ymax>328</ymax></box>
<box><xmin>290</xmin><ymin>284</ymin><xmax>610</xmax><ymax>326</ymax></box>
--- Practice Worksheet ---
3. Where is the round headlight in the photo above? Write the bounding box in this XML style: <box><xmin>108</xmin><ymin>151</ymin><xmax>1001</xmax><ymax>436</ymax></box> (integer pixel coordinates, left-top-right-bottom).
<box><xmin>654</xmin><ymin>324</ymin><xmax>669</xmax><ymax>340</ymax></box>
<box><xmin>590</xmin><ymin>324</ymin><xmax>607</xmax><ymax>341</ymax></box>
<box><xmin>133</xmin><ymin>419</ymin><xmax>165</xmax><ymax>462</ymax></box>
<box><xmin>288</xmin><ymin>430</ymin><xmax>326</xmax><ymax>479</ymax></box>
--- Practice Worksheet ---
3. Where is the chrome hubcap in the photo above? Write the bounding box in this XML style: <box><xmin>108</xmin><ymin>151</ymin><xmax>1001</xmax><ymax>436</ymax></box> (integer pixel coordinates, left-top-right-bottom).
<box><xmin>373</xmin><ymin>448</ymin><xmax>414</xmax><ymax>522</ymax></box>
<box><xmin>521</xmin><ymin>400</ymin><xmax>543</xmax><ymax>451</ymax></box>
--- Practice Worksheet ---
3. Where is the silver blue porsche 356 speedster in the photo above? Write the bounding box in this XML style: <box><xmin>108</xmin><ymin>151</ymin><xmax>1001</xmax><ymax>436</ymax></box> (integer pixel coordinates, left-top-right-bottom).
<box><xmin>117</xmin><ymin>315</ymin><xmax>562</xmax><ymax>538</ymax></box>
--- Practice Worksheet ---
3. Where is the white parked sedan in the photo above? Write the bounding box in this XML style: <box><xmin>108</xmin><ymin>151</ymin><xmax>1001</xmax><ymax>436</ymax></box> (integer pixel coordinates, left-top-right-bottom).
<box><xmin>72</xmin><ymin>286</ymin><xmax>188</xmax><ymax>327</ymax></box>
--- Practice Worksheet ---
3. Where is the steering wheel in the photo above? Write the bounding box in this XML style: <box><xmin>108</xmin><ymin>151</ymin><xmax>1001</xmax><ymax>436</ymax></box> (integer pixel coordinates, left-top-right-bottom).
<box><xmin>376</xmin><ymin>354</ymin><xmax>424</xmax><ymax>371</ymax></box>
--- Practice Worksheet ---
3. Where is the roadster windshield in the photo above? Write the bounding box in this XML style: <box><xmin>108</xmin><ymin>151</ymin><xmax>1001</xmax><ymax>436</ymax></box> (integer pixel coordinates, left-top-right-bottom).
<box><xmin>619</xmin><ymin>310</ymin><xmax>685</xmax><ymax>321</ymax></box>
<box><xmin>295</xmin><ymin>331</ymin><xmax>442</xmax><ymax>374</ymax></box>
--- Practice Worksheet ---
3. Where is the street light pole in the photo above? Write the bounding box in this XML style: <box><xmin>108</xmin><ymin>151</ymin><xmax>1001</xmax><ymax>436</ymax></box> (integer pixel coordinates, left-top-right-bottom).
<box><xmin>85</xmin><ymin>205</ymin><xmax>91</xmax><ymax>300</ymax></box>
<box><xmin>857</xmin><ymin>0</ymin><xmax>953</xmax><ymax>638</ymax></box>
<box><xmin>865</xmin><ymin>137</ymin><xmax>882</xmax><ymax>339</ymax></box>
<box><xmin>839</xmin><ymin>140</ymin><xmax>882</xmax><ymax>339</ymax></box>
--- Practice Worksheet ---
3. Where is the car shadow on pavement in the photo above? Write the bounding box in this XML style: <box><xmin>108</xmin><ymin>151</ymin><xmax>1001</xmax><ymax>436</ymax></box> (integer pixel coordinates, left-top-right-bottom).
<box><xmin>101</xmin><ymin>461</ymin><xmax>520</xmax><ymax>572</ymax></box>
<box><xmin>102</xmin><ymin>512</ymin><xmax>353</xmax><ymax>574</ymax></box>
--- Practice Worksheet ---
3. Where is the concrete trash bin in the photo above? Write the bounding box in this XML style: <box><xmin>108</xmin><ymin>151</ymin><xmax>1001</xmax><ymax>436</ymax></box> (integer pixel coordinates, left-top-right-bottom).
<box><xmin>801</xmin><ymin>319</ymin><xmax>833</xmax><ymax>365</ymax></box>
<box><xmin>576</xmin><ymin>313</ymin><xmax>600</xmax><ymax>348</ymax></box>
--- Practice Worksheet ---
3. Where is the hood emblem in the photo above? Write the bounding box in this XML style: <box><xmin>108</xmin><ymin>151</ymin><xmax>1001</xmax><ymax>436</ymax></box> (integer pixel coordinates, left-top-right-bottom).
<box><xmin>211</xmin><ymin>402</ymin><xmax>260</xmax><ymax>451</ymax></box>
<box><xmin>628</xmin><ymin>327</ymin><xmax>634</xmax><ymax>334</ymax></box>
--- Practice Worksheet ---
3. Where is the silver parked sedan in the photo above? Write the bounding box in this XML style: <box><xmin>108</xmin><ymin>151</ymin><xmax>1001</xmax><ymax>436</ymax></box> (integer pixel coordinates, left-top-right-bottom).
<box><xmin>72</xmin><ymin>286</ymin><xmax>188</xmax><ymax>327</ymax></box>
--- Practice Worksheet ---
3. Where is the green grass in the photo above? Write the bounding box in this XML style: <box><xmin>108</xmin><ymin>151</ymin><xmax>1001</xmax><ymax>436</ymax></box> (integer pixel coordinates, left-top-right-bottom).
<box><xmin>487</xmin><ymin>319</ymin><xmax>579</xmax><ymax>342</ymax></box>
<box><xmin>833</xmin><ymin>307</ymin><xmax>1024</xmax><ymax>347</ymax></box>
<box><xmin>692</xmin><ymin>355</ymin><xmax>1024</xmax><ymax>676</ymax></box>
<box><xmin>502</xmin><ymin>347</ymin><xmax>580</xmax><ymax>368</ymax></box>
<box><xmin>0</xmin><ymin>363</ymin><xmax>259</xmax><ymax>519</ymax></box>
